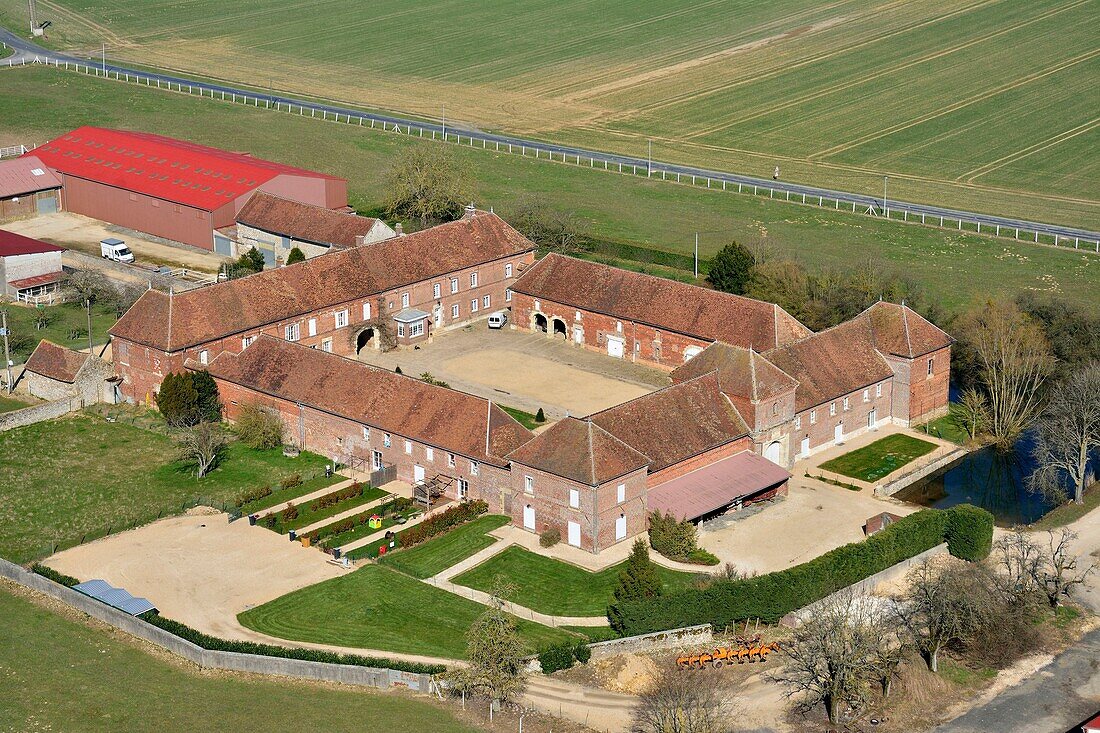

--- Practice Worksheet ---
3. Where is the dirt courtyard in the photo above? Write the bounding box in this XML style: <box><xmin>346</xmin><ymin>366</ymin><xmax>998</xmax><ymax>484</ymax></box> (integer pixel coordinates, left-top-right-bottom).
<box><xmin>45</xmin><ymin>510</ymin><xmax>342</xmax><ymax>639</ymax></box>
<box><xmin>359</xmin><ymin>327</ymin><xmax>669</xmax><ymax>418</ymax></box>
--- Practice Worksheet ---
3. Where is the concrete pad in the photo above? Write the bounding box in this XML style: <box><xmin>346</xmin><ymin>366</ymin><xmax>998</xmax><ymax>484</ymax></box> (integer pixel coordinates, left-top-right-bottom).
<box><xmin>45</xmin><ymin>510</ymin><xmax>343</xmax><ymax>638</ymax></box>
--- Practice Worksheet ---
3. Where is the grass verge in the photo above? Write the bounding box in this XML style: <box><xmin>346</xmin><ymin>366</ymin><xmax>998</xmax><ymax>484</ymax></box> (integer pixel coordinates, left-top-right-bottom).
<box><xmin>237</xmin><ymin>564</ymin><xmax>578</xmax><ymax>659</ymax></box>
<box><xmin>500</xmin><ymin>406</ymin><xmax>546</xmax><ymax>431</ymax></box>
<box><xmin>915</xmin><ymin>405</ymin><xmax>973</xmax><ymax>446</ymax></box>
<box><xmin>1029</xmin><ymin>482</ymin><xmax>1100</xmax><ymax>531</ymax></box>
<box><xmin>819</xmin><ymin>434</ymin><xmax>938</xmax><ymax>482</ymax></box>
<box><xmin>0</xmin><ymin>393</ymin><xmax>37</xmax><ymax>413</ymax></box>
<box><xmin>452</xmin><ymin>545</ymin><xmax>701</xmax><ymax>617</ymax></box>
<box><xmin>380</xmin><ymin>514</ymin><xmax>510</xmax><ymax>579</ymax></box>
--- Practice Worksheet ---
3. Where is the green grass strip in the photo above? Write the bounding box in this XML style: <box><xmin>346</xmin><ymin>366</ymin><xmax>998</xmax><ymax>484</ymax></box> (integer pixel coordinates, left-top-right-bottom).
<box><xmin>819</xmin><ymin>434</ymin><xmax>937</xmax><ymax>482</ymax></box>
<box><xmin>380</xmin><ymin>515</ymin><xmax>510</xmax><ymax>578</ymax></box>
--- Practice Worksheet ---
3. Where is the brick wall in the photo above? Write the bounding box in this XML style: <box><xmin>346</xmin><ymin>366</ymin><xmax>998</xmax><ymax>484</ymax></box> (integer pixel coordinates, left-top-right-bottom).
<box><xmin>899</xmin><ymin>347</ymin><xmax>951</xmax><ymax>425</ymax></box>
<box><xmin>648</xmin><ymin>437</ymin><xmax>753</xmax><ymax>486</ymax></box>
<box><xmin>790</xmin><ymin>379</ymin><xmax>894</xmax><ymax>458</ymax></box>
<box><xmin>510</xmin><ymin>292</ymin><xmax>711</xmax><ymax>369</ymax></box>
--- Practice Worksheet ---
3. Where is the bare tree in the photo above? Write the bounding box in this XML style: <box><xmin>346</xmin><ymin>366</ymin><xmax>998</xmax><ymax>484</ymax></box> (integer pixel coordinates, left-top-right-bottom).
<box><xmin>1035</xmin><ymin>530</ymin><xmax>1095</xmax><ymax>609</ymax></box>
<box><xmin>444</xmin><ymin>577</ymin><xmax>527</xmax><ymax>708</ymax></box>
<box><xmin>382</xmin><ymin>145</ymin><xmax>472</xmax><ymax>226</ymax></box>
<box><xmin>634</xmin><ymin>667</ymin><xmax>734</xmax><ymax>733</ymax></box>
<box><xmin>991</xmin><ymin>530</ymin><xmax>1043</xmax><ymax>606</ymax></box>
<box><xmin>174</xmin><ymin>422</ymin><xmax>228</xmax><ymax>478</ymax></box>
<box><xmin>954</xmin><ymin>300</ymin><xmax>1055</xmax><ymax>446</ymax></box>
<box><xmin>1029</xmin><ymin>363</ymin><xmax>1100</xmax><ymax>504</ymax></box>
<box><xmin>895</xmin><ymin>559</ymin><xmax>997</xmax><ymax>673</ymax></box>
<box><xmin>509</xmin><ymin>195</ymin><xmax>586</xmax><ymax>255</ymax></box>
<box><xmin>770</xmin><ymin>591</ymin><xmax>886</xmax><ymax>724</ymax></box>
<box><xmin>955</xmin><ymin>386</ymin><xmax>991</xmax><ymax>440</ymax></box>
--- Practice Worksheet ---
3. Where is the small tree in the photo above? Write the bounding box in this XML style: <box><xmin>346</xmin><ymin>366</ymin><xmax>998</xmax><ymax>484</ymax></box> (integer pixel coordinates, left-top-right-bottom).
<box><xmin>285</xmin><ymin>247</ymin><xmax>306</xmax><ymax>265</ymax></box>
<box><xmin>534</xmin><ymin>407</ymin><xmax>545</xmax><ymax>423</ymax></box>
<box><xmin>191</xmin><ymin>370</ymin><xmax>223</xmax><ymax>423</ymax></box>
<box><xmin>649</xmin><ymin>510</ymin><xmax>698</xmax><ymax>561</ymax></box>
<box><xmin>235</xmin><ymin>403</ymin><xmax>285</xmax><ymax>449</ymax></box>
<box><xmin>155</xmin><ymin>372</ymin><xmax>200</xmax><ymax>428</ymax></box>
<box><xmin>1029</xmin><ymin>363</ymin><xmax>1100</xmax><ymax>504</ymax></box>
<box><xmin>227</xmin><ymin>247</ymin><xmax>266</xmax><ymax>279</ymax></box>
<box><xmin>955</xmin><ymin>387</ymin><xmax>991</xmax><ymax>440</ymax></box>
<box><xmin>445</xmin><ymin>578</ymin><xmax>527</xmax><ymax>706</ymax></box>
<box><xmin>608</xmin><ymin>539</ymin><xmax>662</xmax><ymax>632</ymax></box>
<box><xmin>634</xmin><ymin>667</ymin><xmax>732</xmax><ymax>733</ymax></box>
<box><xmin>1034</xmin><ymin>529</ymin><xmax>1095</xmax><ymax>609</ymax></box>
<box><xmin>509</xmin><ymin>196</ymin><xmax>586</xmax><ymax>254</ymax></box>
<box><xmin>382</xmin><ymin>145</ymin><xmax>472</xmax><ymax>226</ymax></box>
<box><xmin>175</xmin><ymin>422</ymin><xmax>228</xmax><ymax>478</ymax></box>
<box><xmin>706</xmin><ymin>241</ymin><xmax>755</xmax><ymax>294</ymax></box>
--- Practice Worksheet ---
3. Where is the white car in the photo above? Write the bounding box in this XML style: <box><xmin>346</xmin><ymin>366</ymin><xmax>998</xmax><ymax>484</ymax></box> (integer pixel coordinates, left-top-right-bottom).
<box><xmin>487</xmin><ymin>311</ymin><xmax>509</xmax><ymax>329</ymax></box>
<box><xmin>100</xmin><ymin>238</ymin><xmax>135</xmax><ymax>263</ymax></box>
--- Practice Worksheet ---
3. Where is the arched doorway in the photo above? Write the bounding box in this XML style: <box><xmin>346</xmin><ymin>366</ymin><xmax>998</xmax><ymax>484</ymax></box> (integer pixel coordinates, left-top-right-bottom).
<box><xmin>764</xmin><ymin>440</ymin><xmax>783</xmax><ymax>466</ymax></box>
<box><xmin>533</xmin><ymin>313</ymin><xmax>548</xmax><ymax>333</ymax></box>
<box><xmin>355</xmin><ymin>328</ymin><xmax>375</xmax><ymax>356</ymax></box>
<box><xmin>552</xmin><ymin>318</ymin><xmax>567</xmax><ymax>339</ymax></box>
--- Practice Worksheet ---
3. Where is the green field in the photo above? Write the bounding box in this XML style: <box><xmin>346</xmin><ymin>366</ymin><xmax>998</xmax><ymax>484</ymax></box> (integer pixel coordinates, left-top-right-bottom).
<box><xmin>0</xmin><ymin>412</ymin><xmax>330</xmax><ymax>563</ymax></box>
<box><xmin>0</xmin><ymin>584</ymin><xmax>480</xmax><ymax>733</ymax></box>
<box><xmin>0</xmin><ymin>68</ymin><xmax>1095</xmax><ymax>315</ymax></box>
<box><xmin>452</xmin><ymin>545</ymin><xmax>702</xmax><ymax>617</ymax></box>
<box><xmin>380</xmin><ymin>514</ymin><xmax>511</xmax><ymax>579</ymax></box>
<box><xmin>0</xmin><ymin>0</ymin><xmax>1095</xmax><ymax>227</ymax></box>
<box><xmin>820</xmin><ymin>434</ymin><xmax>939</xmax><ymax>482</ymax></box>
<box><xmin>238</xmin><ymin>564</ymin><xmax>578</xmax><ymax>659</ymax></box>
<box><xmin>0</xmin><ymin>302</ymin><xmax>118</xmax><ymax>363</ymax></box>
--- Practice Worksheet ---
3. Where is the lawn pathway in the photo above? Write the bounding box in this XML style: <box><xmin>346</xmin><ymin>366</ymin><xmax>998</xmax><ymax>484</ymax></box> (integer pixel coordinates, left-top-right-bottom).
<box><xmin>291</xmin><ymin>492</ymin><xmax>393</xmax><ymax>536</ymax></box>
<box><xmin>424</xmin><ymin>540</ymin><xmax>611</xmax><ymax>628</ymax></box>
<box><xmin>337</xmin><ymin>501</ymin><xmax>450</xmax><ymax>554</ymax></box>
<box><xmin>253</xmin><ymin>477</ymin><xmax>357</xmax><ymax>518</ymax></box>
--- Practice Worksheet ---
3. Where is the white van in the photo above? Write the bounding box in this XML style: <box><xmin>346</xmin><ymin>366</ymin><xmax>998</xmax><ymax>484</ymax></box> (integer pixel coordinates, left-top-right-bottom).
<box><xmin>487</xmin><ymin>311</ymin><xmax>509</xmax><ymax>329</ymax></box>
<box><xmin>100</xmin><ymin>238</ymin><xmax>135</xmax><ymax>263</ymax></box>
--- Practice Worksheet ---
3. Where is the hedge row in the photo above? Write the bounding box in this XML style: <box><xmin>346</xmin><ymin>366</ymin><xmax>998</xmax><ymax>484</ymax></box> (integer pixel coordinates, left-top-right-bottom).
<box><xmin>944</xmin><ymin>504</ymin><xmax>994</xmax><ymax>561</ymax></box>
<box><xmin>397</xmin><ymin>500</ymin><xmax>488</xmax><ymax>549</ymax></box>
<box><xmin>537</xmin><ymin>641</ymin><xmax>592</xmax><ymax>675</ymax></box>
<box><xmin>31</xmin><ymin>564</ymin><xmax>79</xmax><ymax>587</ymax></box>
<box><xmin>309</xmin><ymin>482</ymin><xmax>365</xmax><ymax>512</ymax></box>
<box><xmin>611</xmin><ymin>505</ymin><xmax>993</xmax><ymax>636</ymax></box>
<box><xmin>141</xmin><ymin>612</ymin><xmax>445</xmax><ymax>675</ymax></box>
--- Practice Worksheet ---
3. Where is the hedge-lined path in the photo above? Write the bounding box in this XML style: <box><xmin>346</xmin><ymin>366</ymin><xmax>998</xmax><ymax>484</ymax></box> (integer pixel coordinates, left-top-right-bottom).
<box><xmin>338</xmin><ymin>495</ymin><xmax>449</xmax><ymax>555</ymax></box>
<box><xmin>253</xmin><ymin>477</ymin><xmax>357</xmax><ymax>518</ymax></box>
<box><xmin>290</xmin><ymin>490</ymin><xmax>393</xmax><ymax>537</ymax></box>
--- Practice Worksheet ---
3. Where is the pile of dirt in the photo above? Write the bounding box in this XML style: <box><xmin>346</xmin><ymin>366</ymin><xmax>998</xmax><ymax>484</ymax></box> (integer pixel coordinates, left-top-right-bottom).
<box><xmin>578</xmin><ymin>653</ymin><xmax>660</xmax><ymax>695</ymax></box>
<box><xmin>185</xmin><ymin>505</ymin><xmax>222</xmax><ymax>516</ymax></box>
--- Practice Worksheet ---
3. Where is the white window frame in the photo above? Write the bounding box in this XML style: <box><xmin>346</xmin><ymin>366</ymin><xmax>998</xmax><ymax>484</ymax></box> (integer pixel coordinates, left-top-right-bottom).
<box><xmin>409</xmin><ymin>321</ymin><xmax>424</xmax><ymax>337</ymax></box>
<box><xmin>425</xmin><ymin>447</ymin><xmax>434</xmax><ymax>462</ymax></box>
<box><xmin>404</xmin><ymin>439</ymin><xmax>412</xmax><ymax>455</ymax></box>
<box><xmin>534</xmin><ymin>299</ymin><xmax>540</xmax><ymax>311</ymax></box>
<box><xmin>928</xmin><ymin>358</ymin><xmax>934</xmax><ymax>377</ymax></box>
<box><xmin>450</xmin><ymin>277</ymin><xmax>459</xmax><ymax>294</ymax></box>
<box><xmin>321</xmin><ymin>338</ymin><xmax>332</xmax><ymax>352</ymax></box>
<box><xmin>284</xmin><ymin>323</ymin><xmax>300</xmax><ymax>342</ymax></box>
<box><xmin>810</xmin><ymin>409</ymin><xmax>817</xmax><ymax>425</ymax></box>
<box><xmin>483</xmin><ymin>294</ymin><xmax>490</xmax><ymax>309</ymax></box>
<box><xmin>524</xmin><ymin>475</ymin><xmax>534</xmax><ymax>494</ymax></box>
<box><xmin>397</xmin><ymin>323</ymin><xmax>405</xmax><ymax>337</ymax></box>
<box><xmin>307</xmin><ymin>318</ymin><xmax>317</xmax><ymax>337</ymax></box>
<box><xmin>862</xmin><ymin>389</ymin><xmax>869</xmax><ymax>402</ymax></box>
<box><xmin>433</xmin><ymin>283</ymin><xmax>441</xmax><ymax>299</ymax></box>
<box><xmin>470</xmin><ymin>298</ymin><xmax>478</xmax><ymax>313</ymax></box>
<box><xmin>830</xmin><ymin>402</ymin><xmax>837</xmax><ymax>416</ymax></box>
<box><xmin>383</xmin><ymin>433</ymin><xmax>391</xmax><ymax>448</ymax></box>
<box><xmin>469</xmin><ymin>272</ymin><xmax>478</xmax><ymax>287</ymax></box>
<box><xmin>457</xmin><ymin>478</ymin><xmax>469</xmax><ymax>500</ymax></box>
<box><xmin>617</xmin><ymin>484</ymin><xmax>625</xmax><ymax>503</ymax></box>
<box><xmin>795</xmin><ymin>415</ymin><xmax>802</xmax><ymax>430</ymax></box>
<box><xmin>362</xmin><ymin>302</ymin><xmax>371</xmax><ymax>320</ymax></box>
<box><xmin>448</xmin><ymin>453</ymin><xmax>456</xmax><ymax>468</ymax></box>
<box><xmin>615</xmin><ymin>320</ymin><xmax>623</xmax><ymax>333</ymax></box>
<box><xmin>401</xmin><ymin>293</ymin><xmax>410</xmax><ymax>308</ymax></box>
<box><xmin>876</xmin><ymin>383</ymin><xmax>883</xmax><ymax>398</ymax></box>
<box><xmin>470</xmin><ymin>461</ymin><xmax>480</xmax><ymax>477</ymax></box>
<box><xmin>451</xmin><ymin>304</ymin><xmax>460</xmax><ymax>319</ymax></box>
<box><xmin>372</xmin><ymin>450</ymin><xmax>383</xmax><ymax>470</ymax></box>
<box><xmin>843</xmin><ymin>396</ymin><xmax>850</xmax><ymax>411</ymax></box>
<box><xmin>362</xmin><ymin>426</ymin><xmax>370</xmax><ymax>440</ymax></box>
<box><xmin>505</xmin><ymin>263</ymin><xmax>513</xmax><ymax>278</ymax></box>
<box><xmin>334</xmin><ymin>310</ymin><xmax>348</xmax><ymax>328</ymax></box>
<box><xmin>505</xmin><ymin>289</ymin><xmax>512</xmax><ymax>302</ymax></box>
<box><xmin>198</xmin><ymin>349</ymin><xmax>208</xmax><ymax>365</ymax></box>
<box><xmin>242</xmin><ymin>335</ymin><xmax>254</xmax><ymax>349</ymax></box>
<box><xmin>569</xmin><ymin>488</ymin><xmax>580</xmax><ymax>508</ymax></box>
<box><xmin>575</xmin><ymin>311</ymin><xmax>582</xmax><ymax>322</ymax></box>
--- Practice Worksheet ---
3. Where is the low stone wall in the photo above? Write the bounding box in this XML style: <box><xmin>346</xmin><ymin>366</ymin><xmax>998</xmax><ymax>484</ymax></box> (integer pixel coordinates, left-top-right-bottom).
<box><xmin>0</xmin><ymin>395</ymin><xmax>81</xmax><ymax>432</ymax></box>
<box><xmin>876</xmin><ymin>448</ymin><xmax>969</xmax><ymax>496</ymax></box>
<box><xmin>0</xmin><ymin>558</ymin><xmax>433</xmax><ymax>692</ymax></box>
<box><xmin>588</xmin><ymin>624</ymin><xmax>712</xmax><ymax>660</ymax></box>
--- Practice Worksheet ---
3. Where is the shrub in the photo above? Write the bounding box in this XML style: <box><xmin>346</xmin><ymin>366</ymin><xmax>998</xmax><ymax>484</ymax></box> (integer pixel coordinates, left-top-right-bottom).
<box><xmin>262</xmin><ymin>514</ymin><xmax>278</xmax><ymax>529</ymax></box>
<box><xmin>395</xmin><ymin>500</ymin><xmax>488</xmax><ymax>549</ymax></box>
<box><xmin>309</xmin><ymin>482</ymin><xmax>365</xmax><ymax>512</ymax></box>
<box><xmin>155</xmin><ymin>371</ymin><xmax>222</xmax><ymax>427</ymax></box>
<box><xmin>573</xmin><ymin>642</ymin><xmax>592</xmax><ymax>664</ymax></box>
<box><xmin>285</xmin><ymin>247</ymin><xmax>306</xmax><ymax>265</ymax></box>
<box><xmin>235</xmin><ymin>485</ymin><xmax>273</xmax><ymax>508</ymax></box>
<box><xmin>281</xmin><ymin>503</ymin><xmax>299</xmax><ymax>523</ymax></box>
<box><xmin>540</xmin><ymin>528</ymin><xmax>561</xmax><ymax>547</ymax></box>
<box><xmin>611</xmin><ymin>509</ymin><xmax>949</xmax><ymax>635</ymax></box>
<box><xmin>141</xmin><ymin>612</ymin><xmax>444</xmax><ymax>674</ymax></box>
<box><xmin>235</xmin><ymin>403</ymin><xmax>285</xmax><ymax>449</ymax></box>
<box><xmin>944</xmin><ymin>504</ymin><xmax>995</xmax><ymax>561</ymax></box>
<box><xmin>538</xmin><ymin>643</ymin><xmax>579</xmax><ymax>674</ymax></box>
<box><xmin>687</xmin><ymin>548</ymin><xmax>720</xmax><ymax>566</ymax></box>
<box><xmin>535</xmin><ymin>408</ymin><xmax>546</xmax><ymax>423</ymax></box>
<box><xmin>649</xmin><ymin>511</ymin><xmax>704</xmax><ymax>562</ymax></box>
<box><xmin>31</xmin><ymin>564</ymin><xmax>79</xmax><ymax>587</ymax></box>
<box><xmin>280</xmin><ymin>473</ymin><xmax>303</xmax><ymax>491</ymax></box>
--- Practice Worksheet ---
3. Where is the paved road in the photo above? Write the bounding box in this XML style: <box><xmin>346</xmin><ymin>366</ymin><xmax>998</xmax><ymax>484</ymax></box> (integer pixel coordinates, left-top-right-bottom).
<box><xmin>3</xmin><ymin>28</ymin><xmax>1098</xmax><ymax>248</ymax></box>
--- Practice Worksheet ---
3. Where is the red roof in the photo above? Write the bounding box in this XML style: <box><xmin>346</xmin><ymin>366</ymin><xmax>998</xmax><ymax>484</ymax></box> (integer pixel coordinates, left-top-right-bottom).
<box><xmin>9</xmin><ymin>272</ymin><xmax>62</xmax><ymax>289</ymax></box>
<box><xmin>647</xmin><ymin>451</ymin><xmax>790</xmax><ymax>521</ymax></box>
<box><xmin>0</xmin><ymin>229</ymin><xmax>64</xmax><ymax>257</ymax></box>
<box><xmin>28</xmin><ymin>126</ymin><xmax>343</xmax><ymax>212</ymax></box>
<box><xmin>24</xmin><ymin>340</ymin><xmax>90</xmax><ymax>383</ymax></box>
<box><xmin>0</xmin><ymin>155</ymin><xmax>63</xmax><ymax>198</ymax></box>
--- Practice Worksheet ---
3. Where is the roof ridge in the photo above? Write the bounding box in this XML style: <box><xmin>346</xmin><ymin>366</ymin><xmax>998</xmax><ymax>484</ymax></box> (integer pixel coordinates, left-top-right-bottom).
<box><xmin>901</xmin><ymin>305</ymin><xmax>914</xmax><ymax>357</ymax></box>
<box><xmin>166</xmin><ymin>287</ymin><xmax>174</xmax><ymax>352</ymax></box>
<box><xmin>748</xmin><ymin>347</ymin><xmax>759</xmax><ymax>402</ymax></box>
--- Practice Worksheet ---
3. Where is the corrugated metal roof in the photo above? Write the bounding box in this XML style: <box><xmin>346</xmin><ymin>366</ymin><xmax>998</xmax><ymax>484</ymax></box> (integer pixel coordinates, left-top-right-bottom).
<box><xmin>28</xmin><ymin>126</ymin><xmax>342</xmax><ymax>212</ymax></box>
<box><xmin>0</xmin><ymin>229</ymin><xmax>64</xmax><ymax>257</ymax></box>
<box><xmin>0</xmin><ymin>155</ymin><xmax>63</xmax><ymax>198</ymax></box>
<box><xmin>73</xmin><ymin>579</ymin><xmax>157</xmax><ymax>616</ymax></box>
<box><xmin>647</xmin><ymin>450</ymin><xmax>790</xmax><ymax>521</ymax></box>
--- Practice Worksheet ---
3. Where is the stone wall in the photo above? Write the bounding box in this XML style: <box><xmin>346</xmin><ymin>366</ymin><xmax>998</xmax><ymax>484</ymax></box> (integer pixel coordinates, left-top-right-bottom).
<box><xmin>0</xmin><ymin>558</ymin><xmax>433</xmax><ymax>692</ymax></box>
<box><xmin>587</xmin><ymin>624</ymin><xmax>713</xmax><ymax>660</ymax></box>
<box><xmin>0</xmin><ymin>396</ymin><xmax>81</xmax><ymax>432</ymax></box>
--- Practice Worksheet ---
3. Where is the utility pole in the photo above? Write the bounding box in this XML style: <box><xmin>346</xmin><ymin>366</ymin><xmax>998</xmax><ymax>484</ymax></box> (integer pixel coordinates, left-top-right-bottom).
<box><xmin>85</xmin><ymin>297</ymin><xmax>93</xmax><ymax>354</ymax></box>
<box><xmin>441</xmin><ymin>103</ymin><xmax>446</xmax><ymax>142</ymax></box>
<box><xmin>647</xmin><ymin>139</ymin><xmax>652</xmax><ymax>177</ymax></box>
<box><xmin>28</xmin><ymin>0</ymin><xmax>37</xmax><ymax>32</ymax></box>
<box><xmin>883</xmin><ymin>175</ymin><xmax>889</xmax><ymax>218</ymax></box>
<box><xmin>101</xmin><ymin>42</ymin><xmax>106</xmax><ymax>73</ymax></box>
<box><xmin>694</xmin><ymin>232</ymin><xmax>699</xmax><ymax>279</ymax></box>
<box><xmin>1</xmin><ymin>310</ymin><xmax>12</xmax><ymax>393</ymax></box>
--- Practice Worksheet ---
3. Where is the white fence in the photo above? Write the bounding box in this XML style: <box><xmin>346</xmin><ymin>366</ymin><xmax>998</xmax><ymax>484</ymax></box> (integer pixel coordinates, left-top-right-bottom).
<box><xmin>7</xmin><ymin>54</ymin><xmax>1099</xmax><ymax>253</ymax></box>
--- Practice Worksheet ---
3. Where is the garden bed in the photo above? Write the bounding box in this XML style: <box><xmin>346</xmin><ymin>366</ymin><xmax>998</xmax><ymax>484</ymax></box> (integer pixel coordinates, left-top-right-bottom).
<box><xmin>819</xmin><ymin>434</ymin><xmax>937</xmax><ymax>482</ymax></box>
<box><xmin>259</xmin><ymin>484</ymin><xmax>387</xmax><ymax>534</ymax></box>
<box><xmin>236</xmin><ymin>473</ymin><xmax>345</xmax><ymax>515</ymax></box>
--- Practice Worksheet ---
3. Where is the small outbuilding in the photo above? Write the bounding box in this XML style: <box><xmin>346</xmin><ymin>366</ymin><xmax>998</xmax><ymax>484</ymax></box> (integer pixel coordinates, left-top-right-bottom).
<box><xmin>21</xmin><ymin>339</ymin><xmax>118</xmax><ymax>404</ymax></box>
<box><xmin>0</xmin><ymin>155</ymin><xmax>63</xmax><ymax>221</ymax></box>
<box><xmin>0</xmin><ymin>228</ymin><xmax>64</xmax><ymax>303</ymax></box>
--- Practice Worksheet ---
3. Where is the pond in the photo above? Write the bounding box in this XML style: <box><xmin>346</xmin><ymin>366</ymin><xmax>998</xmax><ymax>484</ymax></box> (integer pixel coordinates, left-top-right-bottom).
<box><xmin>893</xmin><ymin>431</ymin><xmax>1055</xmax><ymax>526</ymax></box>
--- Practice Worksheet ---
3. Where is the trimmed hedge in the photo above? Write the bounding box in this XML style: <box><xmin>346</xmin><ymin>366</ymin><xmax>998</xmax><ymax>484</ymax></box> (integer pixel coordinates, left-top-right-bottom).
<box><xmin>611</xmin><ymin>508</ymin><xmax>951</xmax><ymax>635</ymax></box>
<box><xmin>397</xmin><ymin>500</ymin><xmax>488</xmax><ymax>548</ymax></box>
<box><xmin>944</xmin><ymin>504</ymin><xmax>994</xmax><ymax>561</ymax></box>
<box><xmin>537</xmin><ymin>641</ymin><xmax>592</xmax><ymax>674</ymax></box>
<box><xmin>31</xmin><ymin>564</ymin><xmax>79</xmax><ymax>587</ymax></box>
<box><xmin>140</xmin><ymin>612</ymin><xmax>445</xmax><ymax>674</ymax></box>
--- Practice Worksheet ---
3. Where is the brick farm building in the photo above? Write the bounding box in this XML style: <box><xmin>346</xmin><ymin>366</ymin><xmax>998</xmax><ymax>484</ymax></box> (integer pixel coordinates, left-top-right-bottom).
<box><xmin>26</xmin><ymin>127</ymin><xmax>347</xmax><ymax>252</ymax></box>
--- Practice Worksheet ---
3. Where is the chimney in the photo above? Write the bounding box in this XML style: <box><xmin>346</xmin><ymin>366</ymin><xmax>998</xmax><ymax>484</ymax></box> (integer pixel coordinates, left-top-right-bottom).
<box><xmin>395</xmin><ymin>222</ymin><xmax>403</xmax><ymax>236</ymax></box>
<box><xmin>463</xmin><ymin>202</ymin><xmax>476</xmax><ymax>220</ymax></box>
<box><xmin>354</xmin><ymin>235</ymin><xmax>366</xmax><ymax>246</ymax></box>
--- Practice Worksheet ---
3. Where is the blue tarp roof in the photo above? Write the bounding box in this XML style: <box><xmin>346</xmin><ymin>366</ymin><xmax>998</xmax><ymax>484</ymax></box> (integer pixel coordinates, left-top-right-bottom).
<box><xmin>73</xmin><ymin>579</ymin><xmax>157</xmax><ymax>616</ymax></box>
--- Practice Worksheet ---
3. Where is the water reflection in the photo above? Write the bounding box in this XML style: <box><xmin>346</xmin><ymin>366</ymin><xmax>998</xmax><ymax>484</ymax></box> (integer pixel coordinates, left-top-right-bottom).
<box><xmin>895</xmin><ymin>431</ymin><xmax>1055</xmax><ymax>526</ymax></box>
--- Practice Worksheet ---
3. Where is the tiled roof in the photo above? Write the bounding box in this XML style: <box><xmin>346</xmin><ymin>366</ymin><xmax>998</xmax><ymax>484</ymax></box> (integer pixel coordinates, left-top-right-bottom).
<box><xmin>201</xmin><ymin>336</ymin><xmax>532</xmax><ymax>466</ymax></box>
<box><xmin>510</xmin><ymin>254</ymin><xmax>811</xmax><ymax>349</ymax></box>
<box><xmin>8</xmin><ymin>272</ymin><xmax>63</xmax><ymax>289</ymax></box>
<box><xmin>23</xmin><ymin>340</ymin><xmax>89</xmax><ymax>383</ymax></box>
<box><xmin>110</xmin><ymin>212</ymin><xmax>535</xmax><ymax>351</ymax></box>
<box><xmin>766</xmin><ymin>317</ymin><xmax>894</xmax><ymax>412</ymax></box>
<box><xmin>0</xmin><ymin>155</ymin><xmax>63</xmax><ymax>198</ymax></box>
<box><xmin>669</xmin><ymin>342</ymin><xmax>797</xmax><ymax>403</ymax></box>
<box><xmin>236</xmin><ymin>192</ymin><xmax>384</xmax><ymax>248</ymax></box>
<box><xmin>28</xmin><ymin>126</ymin><xmax>342</xmax><ymax>211</ymax></box>
<box><xmin>505</xmin><ymin>417</ymin><xmax>650</xmax><ymax>486</ymax></box>
<box><xmin>0</xmin><ymin>229</ymin><xmax>64</xmax><ymax>257</ymax></box>
<box><xmin>861</xmin><ymin>301</ymin><xmax>953</xmax><ymax>358</ymax></box>
<box><xmin>589</xmin><ymin>373</ymin><xmax>750</xmax><ymax>473</ymax></box>
<box><xmin>647</xmin><ymin>451</ymin><xmax>790</xmax><ymax>521</ymax></box>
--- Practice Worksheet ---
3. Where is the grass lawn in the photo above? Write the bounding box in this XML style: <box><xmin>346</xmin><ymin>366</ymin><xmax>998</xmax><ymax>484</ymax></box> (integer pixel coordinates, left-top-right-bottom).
<box><xmin>380</xmin><ymin>514</ymin><xmax>511</xmax><ymax>579</ymax></box>
<box><xmin>1030</xmin><ymin>482</ymin><xmax>1100</xmax><ymax>531</ymax></box>
<box><xmin>819</xmin><ymin>434</ymin><xmax>938</xmax><ymax>483</ymax></box>
<box><xmin>915</xmin><ymin>404</ymin><xmax>972</xmax><ymax>446</ymax></box>
<box><xmin>1</xmin><ymin>67</ymin><xmax>1096</xmax><ymax>316</ymax></box>
<box><xmin>0</xmin><ymin>302</ymin><xmax>118</xmax><ymax>363</ymax></box>
<box><xmin>0</xmin><ymin>412</ymin><xmax>330</xmax><ymax>563</ymax></box>
<box><xmin>236</xmin><ymin>473</ymin><xmax>345</xmax><ymax>515</ymax></box>
<box><xmin>0</xmin><ymin>585</ymin><xmax>480</xmax><ymax>733</ymax></box>
<box><xmin>452</xmin><ymin>545</ymin><xmax>701</xmax><ymax>617</ymax></box>
<box><xmin>0</xmin><ymin>393</ymin><xmax>37</xmax><ymax>414</ymax></box>
<box><xmin>261</xmin><ymin>485</ymin><xmax>388</xmax><ymax>533</ymax></box>
<box><xmin>237</xmin><ymin>564</ymin><xmax>578</xmax><ymax>659</ymax></box>
<box><xmin>500</xmin><ymin>406</ymin><xmax>546</xmax><ymax>431</ymax></box>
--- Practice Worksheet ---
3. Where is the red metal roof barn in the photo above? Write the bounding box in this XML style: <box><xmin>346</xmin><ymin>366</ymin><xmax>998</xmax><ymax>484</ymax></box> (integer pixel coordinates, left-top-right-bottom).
<box><xmin>27</xmin><ymin>127</ymin><xmax>347</xmax><ymax>251</ymax></box>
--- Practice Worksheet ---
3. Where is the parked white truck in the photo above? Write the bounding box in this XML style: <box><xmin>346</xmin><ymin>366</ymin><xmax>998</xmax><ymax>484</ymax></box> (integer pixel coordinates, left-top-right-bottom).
<box><xmin>100</xmin><ymin>238</ymin><xmax>135</xmax><ymax>263</ymax></box>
